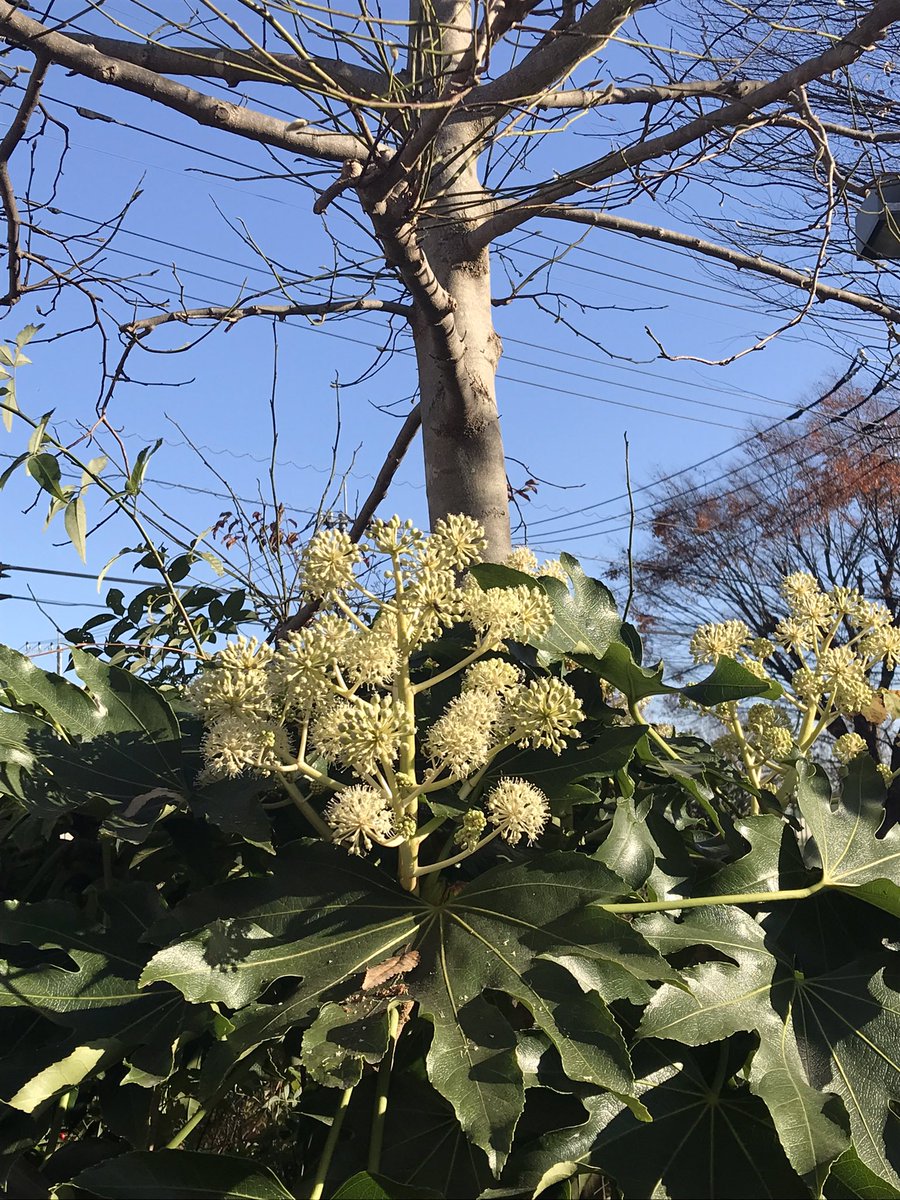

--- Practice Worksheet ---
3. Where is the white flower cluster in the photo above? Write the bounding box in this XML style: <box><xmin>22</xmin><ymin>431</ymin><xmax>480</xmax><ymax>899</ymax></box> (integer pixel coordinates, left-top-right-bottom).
<box><xmin>187</xmin><ymin>515</ymin><xmax>584</xmax><ymax>866</ymax></box>
<box><xmin>690</xmin><ymin>573</ymin><xmax>900</xmax><ymax>781</ymax></box>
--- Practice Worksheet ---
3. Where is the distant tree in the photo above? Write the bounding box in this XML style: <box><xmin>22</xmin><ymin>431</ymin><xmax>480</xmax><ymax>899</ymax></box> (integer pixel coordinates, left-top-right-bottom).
<box><xmin>631</xmin><ymin>388</ymin><xmax>900</xmax><ymax>762</ymax></box>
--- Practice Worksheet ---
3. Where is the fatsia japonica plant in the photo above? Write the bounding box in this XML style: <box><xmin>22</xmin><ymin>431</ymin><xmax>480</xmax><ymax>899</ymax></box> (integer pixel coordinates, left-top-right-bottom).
<box><xmin>0</xmin><ymin>519</ymin><xmax>899</xmax><ymax>1200</ymax></box>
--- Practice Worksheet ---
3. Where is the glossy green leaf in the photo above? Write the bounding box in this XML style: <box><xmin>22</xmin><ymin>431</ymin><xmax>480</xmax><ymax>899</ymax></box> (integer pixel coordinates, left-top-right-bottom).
<box><xmin>681</xmin><ymin>655</ymin><xmax>782</xmax><ymax>706</ymax></box>
<box><xmin>796</xmin><ymin>757</ymin><xmax>900</xmax><ymax>914</ymax></box>
<box><xmin>572</xmin><ymin>642</ymin><xmax>675</xmax><ymax>703</ymax></box>
<box><xmin>301</xmin><ymin>1000</ymin><xmax>391</xmax><ymax>1088</ymax></box>
<box><xmin>25</xmin><ymin>452</ymin><xmax>67</xmax><ymax>502</ymax></box>
<box><xmin>145</xmin><ymin>845</ymin><xmax>644</xmax><ymax>1174</ymax></box>
<box><xmin>64</xmin><ymin>496</ymin><xmax>88</xmax><ymax>562</ymax></box>
<box><xmin>73</xmin><ymin>1150</ymin><xmax>295</xmax><ymax>1198</ymax></box>
<box><xmin>480</xmin><ymin>724</ymin><xmax>646</xmax><ymax>796</ymax></box>
<box><xmin>825</xmin><ymin>1147</ymin><xmax>900</xmax><ymax>1199</ymax></box>
<box><xmin>638</xmin><ymin>906</ymin><xmax>900</xmax><ymax>1190</ymax></box>
<box><xmin>498</xmin><ymin>1042</ymin><xmax>806</xmax><ymax>1199</ymax></box>
<box><xmin>702</xmin><ymin>813</ymin><xmax>811</xmax><ymax>897</ymax></box>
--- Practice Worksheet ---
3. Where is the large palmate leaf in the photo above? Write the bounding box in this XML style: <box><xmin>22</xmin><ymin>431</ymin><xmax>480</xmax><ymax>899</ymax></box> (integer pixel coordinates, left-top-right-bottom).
<box><xmin>637</xmin><ymin>906</ymin><xmax>900</xmax><ymax>1190</ymax></box>
<box><xmin>142</xmin><ymin>844</ymin><xmax>656</xmax><ymax>1175</ymax></box>
<box><xmin>796</xmin><ymin>757</ymin><xmax>900</xmax><ymax>915</ymax></box>
<box><xmin>495</xmin><ymin>1041</ymin><xmax>806</xmax><ymax>1199</ymax></box>
<box><xmin>73</xmin><ymin>1150</ymin><xmax>295</xmax><ymax>1199</ymax></box>
<box><xmin>702</xmin><ymin>813</ymin><xmax>811</xmax><ymax>898</ymax></box>
<box><xmin>0</xmin><ymin>644</ymin><xmax>186</xmax><ymax>812</ymax></box>
<box><xmin>141</xmin><ymin>844</ymin><xmax>420</xmax><ymax>1008</ymax></box>
<box><xmin>0</xmin><ymin>898</ymin><xmax>188</xmax><ymax>1110</ymax></box>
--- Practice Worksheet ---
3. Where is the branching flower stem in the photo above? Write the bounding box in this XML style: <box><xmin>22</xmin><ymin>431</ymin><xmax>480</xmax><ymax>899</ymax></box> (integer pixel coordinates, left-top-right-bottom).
<box><xmin>412</xmin><ymin>829</ymin><xmax>501</xmax><ymax>877</ymax></box>
<box><xmin>272</xmin><ymin>764</ymin><xmax>334</xmax><ymax>839</ymax></box>
<box><xmin>628</xmin><ymin>700</ymin><xmax>683</xmax><ymax>762</ymax></box>
<box><xmin>367</xmin><ymin>1004</ymin><xmax>400</xmax><ymax>1174</ymax></box>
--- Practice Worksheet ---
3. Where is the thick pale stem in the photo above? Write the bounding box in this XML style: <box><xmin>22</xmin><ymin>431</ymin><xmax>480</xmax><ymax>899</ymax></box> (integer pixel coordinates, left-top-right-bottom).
<box><xmin>309</xmin><ymin>1086</ymin><xmax>355</xmax><ymax>1200</ymax></box>
<box><xmin>368</xmin><ymin>1004</ymin><xmax>401</xmax><ymax>1174</ymax></box>
<box><xmin>600</xmin><ymin>880</ymin><xmax>824</xmax><ymax>915</ymax></box>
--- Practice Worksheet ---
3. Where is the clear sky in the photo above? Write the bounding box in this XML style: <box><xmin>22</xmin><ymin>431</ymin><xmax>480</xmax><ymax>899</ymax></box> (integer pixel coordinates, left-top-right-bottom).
<box><xmin>0</xmin><ymin>7</ymin><xmax>894</xmax><ymax>655</ymax></box>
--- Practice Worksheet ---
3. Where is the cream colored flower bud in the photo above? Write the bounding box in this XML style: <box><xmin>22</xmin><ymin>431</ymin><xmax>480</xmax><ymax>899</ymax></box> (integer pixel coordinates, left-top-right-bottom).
<box><xmin>341</xmin><ymin>616</ymin><xmax>399</xmax><ymax>686</ymax></box>
<box><xmin>774</xmin><ymin>617</ymin><xmax>816</xmax><ymax>652</ymax></box>
<box><xmin>758</xmin><ymin>725</ymin><xmax>793</xmax><ymax>760</ymax></box>
<box><xmin>428</xmin><ymin>513</ymin><xmax>487</xmax><ymax>570</ymax></box>
<box><xmin>368</xmin><ymin>516</ymin><xmax>424</xmax><ymax>557</ymax></box>
<box><xmin>325</xmin><ymin>785</ymin><xmax>394</xmax><ymax>854</ymax></box>
<box><xmin>854</xmin><ymin>599</ymin><xmax>894</xmax><ymax>631</ymax></box>
<box><xmin>426</xmin><ymin>689</ymin><xmax>507</xmax><ymax>779</ymax></box>
<box><xmin>187</xmin><ymin>640</ymin><xmax>275</xmax><ymax>721</ymax></box>
<box><xmin>312</xmin><ymin>694</ymin><xmax>409</xmax><ymax>774</ymax></box>
<box><xmin>200</xmin><ymin>714</ymin><xmax>285</xmax><ymax>778</ymax></box>
<box><xmin>748</xmin><ymin>638</ymin><xmax>775</xmax><ymax>660</ymax></box>
<box><xmin>507</xmin><ymin>677</ymin><xmax>584</xmax><ymax>753</ymax></box>
<box><xmin>537</xmin><ymin>558</ymin><xmax>569</xmax><ymax>584</ymax></box>
<box><xmin>505</xmin><ymin>547</ymin><xmax>539</xmax><ymax>575</ymax></box>
<box><xmin>463</xmin><ymin>579</ymin><xmax>554</xmax><ymax>644</ymax></box>
<box><xmin>834</xmin><ymin>732</ymin><xmax>868</xmax><ymax>764</ymax></box>
<box><xmin>274</xmin><ymin>613</ymin><xmax>353</xmax><ymax>711</ymax></box>
<box><xmin>485</xmin><ymin>777</ymin><xmax>549</xmax><ymax>845</ymax></box>
<box><xmin>301</xmin><ymin>527</ymin><xmax>361</xmax><ymax>597</ymax></box>
<box><xmin>463</xmin><ymin>658</ymin><xmax>523</xmax><ymax>694</ymax></box>
<box><xmin>860</xmin><ymin>625</ymin><xmax>900</xmax><ymax>670</ymax></box>
<box><xmin>781</xmin><ymin>572</ymin><xmax>820</xmax><ymax>603</ymax></box>
<box><xmin>689</xmin><ymin>620</ymin><xmax>750</xmax><ymax>664</ymax></box>
<box><xmin>455</xmin><ymin>807</ymin><xmax>487</xmax><ymax>851</ymax></box>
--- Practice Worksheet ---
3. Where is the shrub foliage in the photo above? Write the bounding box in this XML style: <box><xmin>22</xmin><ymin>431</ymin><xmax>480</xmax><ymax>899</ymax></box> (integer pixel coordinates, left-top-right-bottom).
<box><xmin>0</xmin><ymin>530</ymin><xmax>898</xmax><ymax>1200</ymax></box>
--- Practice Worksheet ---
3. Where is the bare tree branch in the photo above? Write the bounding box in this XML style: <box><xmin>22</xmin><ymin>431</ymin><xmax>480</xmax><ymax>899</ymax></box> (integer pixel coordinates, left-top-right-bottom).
<box><xmin>473</xmin><ymin>0</ymin><xmax>900</xmax><ymax>243</ymax></box>
<box><xmin>58</xmin><ymin>33</ymin><xmax>389</xmax><ymax>99</ymax></box>
<box><xmin>0</xmin><ymin>50</ymin><xmax>48</xmax><ymax>304</ymax></box>
<box><xmin>535</xmin><ymin>207</ymin><xmax>900</xmax><ymax>325</ymax></box>
<box><xmin>124</xmin><ymin>296</ymin><xmax>412</xmax><ymax>339</ymax></box>
<box><xmin>0</xmin><ymin>4</ymin><xmax>371</xmax><ymax>164</ymax></box>
<box><xmin>474</xmin><ymin>0</ymin><xmax>657</xmax><ymax>107</ymax></box>
<box><xmin>537</xmin><ymin>79</ymin><xmax>763</xmax><ymax>109</ymax></box>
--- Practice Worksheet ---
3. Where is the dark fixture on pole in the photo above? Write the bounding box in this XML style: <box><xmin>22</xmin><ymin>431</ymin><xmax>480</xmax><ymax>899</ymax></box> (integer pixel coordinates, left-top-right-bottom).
<box><xmin>856</xmin><ymin>175</ymin><xmax>900</xmax><ymax>259</ymax></box>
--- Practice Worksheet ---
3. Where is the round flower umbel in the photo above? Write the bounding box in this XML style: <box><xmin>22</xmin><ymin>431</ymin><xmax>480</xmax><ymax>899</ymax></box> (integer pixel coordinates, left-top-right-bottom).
<box><xmin>485</xmin><ymin>778</ymin><xmax>550</xmax><ymax>845</ymax></box>
<box><xmin>300</xmin><ymin>527</ymin><xmax>362</xmax><ymax>598</ymax></box>
<box><xmin>425</xmin><ymin>689</ymin><xmax>509</xmax><ymax>780</ymax></box>
<box><xmin>326</xmin><ymin>786</ymin><xmax>395</xmax><ymax>854</ymax></box>
<box><xmin>834</xmin><ymin>732</ymin><xmax>868</xmax><ymax>764</ymax></box>
<box><xmin>689</xmin><ymin>620</ymin><xmax>750</xmax><ymax>664</ymax></box>
<box><xmin>507</xmin><ymin>677</ymin><xmax>584</xmax><ymax>753</ymax></box>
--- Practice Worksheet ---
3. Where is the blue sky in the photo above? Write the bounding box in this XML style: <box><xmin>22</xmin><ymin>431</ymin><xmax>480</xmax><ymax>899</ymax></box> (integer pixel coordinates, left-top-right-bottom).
<box><xmin>0</xmin><ymin>8</ymin><xmax>894</xmax><ymax>654</ymax></box>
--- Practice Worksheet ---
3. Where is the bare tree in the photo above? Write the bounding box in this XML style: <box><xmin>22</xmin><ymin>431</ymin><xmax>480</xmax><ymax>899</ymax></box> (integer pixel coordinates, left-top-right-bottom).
<box><xmin>5</xmin><ymin>0</ymin><xmax>900</xmax><ymax>564</ymax></box>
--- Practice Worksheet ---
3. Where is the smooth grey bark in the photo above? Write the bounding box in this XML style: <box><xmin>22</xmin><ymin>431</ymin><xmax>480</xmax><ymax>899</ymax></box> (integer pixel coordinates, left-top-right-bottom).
<box><xmin>414</xmin><ymin>139</ymin><xmax>510</xmax><ymax>560</ymax></box>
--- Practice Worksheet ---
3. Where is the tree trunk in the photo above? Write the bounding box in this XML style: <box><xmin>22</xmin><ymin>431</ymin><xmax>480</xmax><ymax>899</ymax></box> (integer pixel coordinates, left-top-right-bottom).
<box><xmin>414</xmin><ymin>171</ymin><xmax>510</xmax><ymax>558</ymax></box>
<box><xmin>407</xmin><ymin>0</ymin><xmax>511</xmax><ymax>560</ymax></box>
